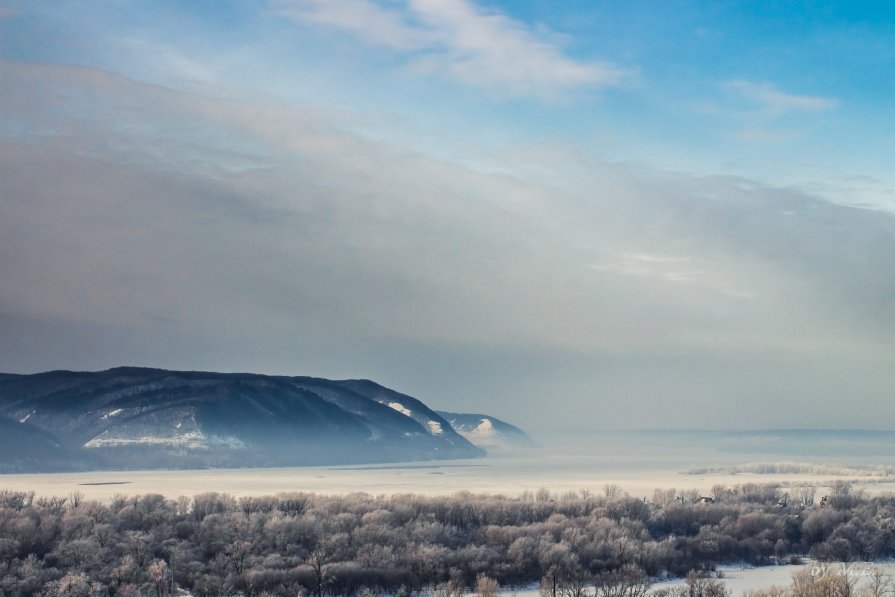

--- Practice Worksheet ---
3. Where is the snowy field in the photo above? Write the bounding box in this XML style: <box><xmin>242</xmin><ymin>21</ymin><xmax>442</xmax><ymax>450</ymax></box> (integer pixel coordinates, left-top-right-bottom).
<box><xmin>3</xmin><ymin>430</ymin><xmax>895</xmax><ymax>501</ymax></box>
<box><xmin>2</xmin><ymin>459</ymin><xmax>895</xmax><ymax>502</ymax></box>
<box><xmin>502</xmin><ymin>562</ymin><xmax>895</xmax><ymax>597</ymax></box>
<box><xmin>650</xmin><ymin>562</ymin><xmax>895</xmax><ymax>596</ymax></box>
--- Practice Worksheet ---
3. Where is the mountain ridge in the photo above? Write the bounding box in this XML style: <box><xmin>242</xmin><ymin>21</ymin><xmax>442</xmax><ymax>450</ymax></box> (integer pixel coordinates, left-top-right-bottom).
<box><xmin>0</xmin><ymin>367</ymin><xmax>486</xmax><ymax>472</ymax></box>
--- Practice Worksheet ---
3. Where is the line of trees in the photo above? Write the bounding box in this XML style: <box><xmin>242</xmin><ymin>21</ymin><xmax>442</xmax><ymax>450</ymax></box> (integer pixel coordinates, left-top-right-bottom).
<box><xmin>0</xmin><ymin>481</ymin><xmax>894</xmax><ymax>596</ymax></box>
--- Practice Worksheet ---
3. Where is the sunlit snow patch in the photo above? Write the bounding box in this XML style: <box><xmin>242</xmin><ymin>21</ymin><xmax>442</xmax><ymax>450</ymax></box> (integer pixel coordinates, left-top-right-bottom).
<box><xmin>471</xmin><ymin>418</ymin><xmax>495</xmax><ymax>437</ymax></box>
<box><xmin>387</xmin><ymin>402</ymin><xmax>412</xmax><ymax>417</ymax></box>
<box><xmin>100</xmin><ymin>408</ymin><xmax>124</xmax><ymax>421</ymax></box>
<box><xmin>84</xmin><ymin>431</ymin><xmax>246</xmax><ymax>450</ymax></box>
<box><xmin>85</xmin><ymin>431</ymin><xmax>208</xmax><ymax>449</ymax></box>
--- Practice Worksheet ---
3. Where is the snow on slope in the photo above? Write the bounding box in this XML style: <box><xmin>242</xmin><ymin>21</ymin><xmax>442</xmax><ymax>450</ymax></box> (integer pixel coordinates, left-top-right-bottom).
<box><xmin>84</xmin><ymin>430</ymin><xmax>246</xmax><ymax>449</ymax></box>
<box><xmin>471</xmin><ymin>418</ymin><xmax>494</xmax><ymax>437</ymax></box>
<box><xmin>387</xmin><ymin>401</ymin><xmax>450</xmax><ymax>437</ymax></box>
<box><xmin>85</xmin><ymin>430</ymin><xmax>207</xmax><ymax>449</ymax></box>
<box><xmin>457</xmin><ymin>418</ymin><xmax>503</xmax><ymax>448</ymax></box>
<box><xmin>387</xmin><ymin>402</ymin><xmax>446</xmax><ymax>437</ymax></box>
<box><xmin>99</xmin><ymin>408</ymin><xmax>124</xmax><ymax>421</ymax></box>
<box><xmin>437</xmin><ymin>411</ymin><xmax>536</xmax><ymax>449</ymax></box>
<box><xmin>387</xmin><ymin>402</ymin><xmax>413</xmax><ymax>417</ymax></box>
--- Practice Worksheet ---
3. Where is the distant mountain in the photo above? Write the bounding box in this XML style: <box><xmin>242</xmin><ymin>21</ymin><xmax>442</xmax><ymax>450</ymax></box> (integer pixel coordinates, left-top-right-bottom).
<box><xmin>0</xmin><ymin>367</ymin><xmax>484</xmax><ymax>472</ymax></box>
<box><xmin>437</xmin><ymin>411</ymin><xmax>536</xmax><ymax>449</ymax></box>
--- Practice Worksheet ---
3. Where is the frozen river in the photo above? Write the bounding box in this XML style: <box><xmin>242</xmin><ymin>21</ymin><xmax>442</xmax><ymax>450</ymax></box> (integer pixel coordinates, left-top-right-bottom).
<box><xmin>3</xmin><ymin>430</ymin><xmax>895</xmax><ymax>500</ymax></box>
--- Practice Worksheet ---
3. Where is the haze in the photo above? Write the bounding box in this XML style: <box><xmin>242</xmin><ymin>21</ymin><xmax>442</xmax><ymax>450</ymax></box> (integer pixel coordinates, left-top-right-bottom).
<box><xmin>1</xmin><ymin>1</ymin><xmax>894</xmax><ymax>432</ymax></box>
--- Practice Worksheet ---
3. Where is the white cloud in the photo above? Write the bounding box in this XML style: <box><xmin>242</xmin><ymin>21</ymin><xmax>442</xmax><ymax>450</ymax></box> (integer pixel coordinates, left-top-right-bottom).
<box><xmin>273</xmin><ymin>0</ymin><xmax>425</xmax><ymax>50</ymax></box>
<box><xmin>590</xmin><ymin>253</ymin><xmax>708</xmax><ymax>284</ymax></box>
<box><xmin>272</xmin><ymin>0</ymin><xmax>629</xmax><ymax>98</ymax></box>
<box><xmin>724</xmin><ymin>80</ymin><xmax>838</xmax><ymax>115</ymax></box>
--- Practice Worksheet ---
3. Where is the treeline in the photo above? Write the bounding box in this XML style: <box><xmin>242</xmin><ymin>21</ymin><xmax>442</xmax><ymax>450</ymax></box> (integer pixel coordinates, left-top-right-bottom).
<box><xmin>683</xmin><ymin>463</ymin><xmax>895</xmax><ymax>478</ymax></box>
<box><xmin>0</xmin><ymin>482</ymin><xmax>894</xmax><ymax>596</ymax></box>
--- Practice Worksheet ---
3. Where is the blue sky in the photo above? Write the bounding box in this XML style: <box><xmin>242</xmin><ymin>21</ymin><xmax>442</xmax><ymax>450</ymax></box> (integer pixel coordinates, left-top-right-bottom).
<box><xmin>1</xmin><ymin>1</ymin><xmax>894</xmax><ymax>429</ymax></box>
<box><xmin>4</xmin><ymin>0</ymin><xmax>893</xmax><ymax>204</ymax></box>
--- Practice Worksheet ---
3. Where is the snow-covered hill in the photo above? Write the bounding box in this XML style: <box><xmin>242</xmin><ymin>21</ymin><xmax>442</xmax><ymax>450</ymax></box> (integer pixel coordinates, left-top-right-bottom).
<box><xmin>0</xmin><ymin>367</ymin><xmax>484</xmax><ymax>471</ymax></box>
<box><xmin>437</xmin><ymin>411</ymin><xmax>536</xmax><ymax>450</ymax></box>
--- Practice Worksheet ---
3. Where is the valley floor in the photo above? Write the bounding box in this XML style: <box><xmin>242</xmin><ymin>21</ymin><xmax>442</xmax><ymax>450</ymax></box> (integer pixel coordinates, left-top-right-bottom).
<box><xmin>3</xmin><ymin>452</ymin><xmax>895</xmax><ymax>502</ymax></box>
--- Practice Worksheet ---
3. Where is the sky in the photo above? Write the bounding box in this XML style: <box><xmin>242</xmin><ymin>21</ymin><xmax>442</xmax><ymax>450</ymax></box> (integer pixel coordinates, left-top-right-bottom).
<box><xmin>1</xmin><ymin>0</ymin><xmax>894</xmax><ymax>431</ymax></box>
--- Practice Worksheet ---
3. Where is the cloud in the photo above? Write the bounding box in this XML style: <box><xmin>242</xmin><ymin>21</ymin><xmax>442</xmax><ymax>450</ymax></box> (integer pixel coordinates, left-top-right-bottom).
<box><xmin>272</xmin><ymin>0</ymin><xmax>424</xmax><ymax>50</ymax></box>
<box><xmin>724</xmin><ymin>79</ymin><xmax>838</xmax><ymax>115</ymax></box>
<box><xmin>2</xmin><ymin>60</ymin><xmax>895</xmax><ymax>430</ymax></box>
<box><xmin>589</xmin><ymin>253</ymin><xmax>709</xmax><ymax>284</ymax></box>
<box><xmin>272</xmin><ymin>0</ymin><xmax>629</xmax><ymax>97</ymax></box>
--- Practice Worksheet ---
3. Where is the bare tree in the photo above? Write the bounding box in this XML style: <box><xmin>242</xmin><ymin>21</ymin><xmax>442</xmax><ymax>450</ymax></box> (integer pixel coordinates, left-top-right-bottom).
<box><xmin>476</xmin><ymin>574</ymin><xmax>500</xmax><ymax>597</ymax></box>
<box><xmin>794</xmin><ymin>486</ymin><xmax>817</xmax><ymax>507</ymax></box>
<box><xmin>307</xmin><ymin>547</ymin><xmax>332</xmax><ymax>597</ymax></box>
<box><xmin>684</xmin><ymin>570</ymin><xmax>728</xmax><ymax>597</ymax></box>
<box><xmin>436</xmin><ymin>579</ymin><xmax>465</xmax><ymax>597</ymax></box>
<box><xmin>596</xmin><ymin>565</ymin><xmax>652</xmax><ymax>597</ymax></box>
<box><xmin>559</xmin><ymin>567</ymin><xmax>592</xmax><ymax>597</ymax></box>
<box><xmin>225</xmin><ymin>540</ymin><xmax>253</xmax><ymax>575</ymax></box>
<box><xmin>0</xmin><ymin>537</ymin><xmax>19</xmax><ymax>574</ymax></box>
<box><xmin>861</xmin><ymin>567</ymin><xmax>892</xmax><ymax>597</ymax></box>
<box><xmin>149</xmin><ymin>560</ymin><xmax>170</xmax><ymax>597</ymax></box>
<box><xmin>55</xmin><ymin>573</ymin><xmax>91</xmax><ymax>597</ymax></box>
<box><xmin>542</xmin><ymin>566</ymin><xmax>561</xmax><ymax>597</ymax></box>
<box><xmin>604</xmin><ymin>484</ymin><xmax>623</xmax><ymax>500</ymax></box>
<box><xmin>67</xmin><ymin>492</ymin><xmax>84</xmax><ymax>510</ymax></box>
<box><xmin>791</xmin><ymin>567</ymin><xmax>857</xmax><ymax>597</ymax></box>
<box><xmin>277</xmin><ymin>493</ymin><xmax>309</xmax><ymax>516</ymax></box>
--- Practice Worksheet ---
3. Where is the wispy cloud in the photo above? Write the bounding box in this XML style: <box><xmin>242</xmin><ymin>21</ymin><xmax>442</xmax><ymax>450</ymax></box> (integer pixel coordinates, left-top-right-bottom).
<box><xmin>272</xmin><ymin>0</ymin><xmax>629</xmax><ymax>98</ymax></box>
<box><xmin>590</xmin><ymin>253</ymin><xmax>708</xmax><ymax>284</ymax></box>
<box><xmin>275</xmin><ymin>0</ymin><xmax>425</xmax><ymax>50</ymax></box>
<box><xmin>724</xmin><ymin>80</ymin><xmax>838</xmax><ymax>116</ymax></box>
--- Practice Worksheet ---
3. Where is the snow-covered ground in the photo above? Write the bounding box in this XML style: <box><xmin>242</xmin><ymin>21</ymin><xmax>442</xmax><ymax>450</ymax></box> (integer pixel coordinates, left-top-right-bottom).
<box><xmin>650</xmin><ymin>564</ymin><xmax>805</xmax><ymax>595</ymax></box>
<box><xmin>502</xmin><ymin>563</ymin><xmax>895</xmax><ymax>597</ymax></box>
<box><xmin>650</xmin><ymin>562</ymin><xmax>895</xmax><ymax>596</ymax></box>
<box><xmin>3</xmin><ymin>456</ymin><xmax>895</xmax><ymax>501</ymax></box>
